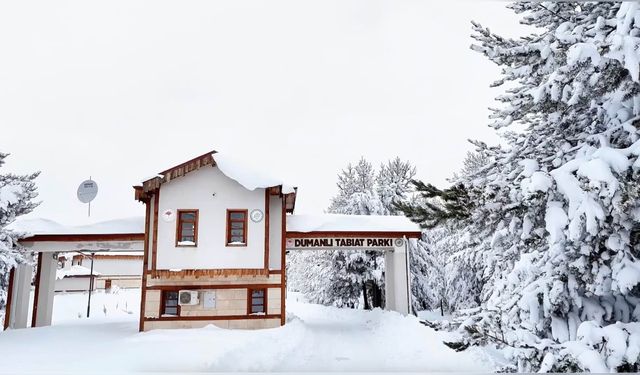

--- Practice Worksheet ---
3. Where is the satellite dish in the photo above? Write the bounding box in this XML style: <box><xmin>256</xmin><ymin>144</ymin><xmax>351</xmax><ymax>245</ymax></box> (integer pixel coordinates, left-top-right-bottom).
<box><xmin>77</xmin><ymin>179</ymin><xmax>98</xmax><ymax>203</ymax></box>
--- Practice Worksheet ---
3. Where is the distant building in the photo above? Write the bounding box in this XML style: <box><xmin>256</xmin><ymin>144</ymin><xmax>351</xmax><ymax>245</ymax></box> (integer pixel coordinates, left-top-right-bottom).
<box><xmin>56</xmin><ymin>251</ymin><xmax>142</xmax><ymax>292</ymax></box>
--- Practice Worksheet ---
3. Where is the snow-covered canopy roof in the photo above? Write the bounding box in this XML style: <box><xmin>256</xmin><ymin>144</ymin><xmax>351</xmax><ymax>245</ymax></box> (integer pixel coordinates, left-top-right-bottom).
<box><xmin>59</xmin><ymin>251</ymin><xmax>142</xmax><ymax>258</ymax></box>
<box><xmin>9</xmin><ymin>217</ymin><xmax>144</xmax><ymax>237</ymax></box>
<box><xmin>287</xmin><ymin>214</ymin><xmax>421</xmax><ymax>236</ymax></box>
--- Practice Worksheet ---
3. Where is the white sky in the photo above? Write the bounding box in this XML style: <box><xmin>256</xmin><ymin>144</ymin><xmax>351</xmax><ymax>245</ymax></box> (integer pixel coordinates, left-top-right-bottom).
<box><xmin>0</xmin><ymin>0</ymin><xmax>529</xmax><ymax>225</ymax></box>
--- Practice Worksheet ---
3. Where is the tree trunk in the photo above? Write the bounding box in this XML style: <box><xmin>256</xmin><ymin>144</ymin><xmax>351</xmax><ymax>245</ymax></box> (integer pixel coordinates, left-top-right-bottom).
<box><xmin>363</xmin><ymin>283</ymin><xmax>370</xmax><ymax>310</ymax></box>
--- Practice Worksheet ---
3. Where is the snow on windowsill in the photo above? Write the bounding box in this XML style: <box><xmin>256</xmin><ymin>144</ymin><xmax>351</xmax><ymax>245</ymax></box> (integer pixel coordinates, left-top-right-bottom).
<box><xmin>177</xmin><ymin>241</ymin><xmax>196</xmax><ymax>246</ymax></box>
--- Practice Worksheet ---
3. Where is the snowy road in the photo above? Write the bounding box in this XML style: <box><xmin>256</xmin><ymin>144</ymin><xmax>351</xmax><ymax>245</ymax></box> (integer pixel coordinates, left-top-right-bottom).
<box><xmin>0</xmin><ymin>291</ymin><xmax>495</xmax><ymax>373</ymax></box>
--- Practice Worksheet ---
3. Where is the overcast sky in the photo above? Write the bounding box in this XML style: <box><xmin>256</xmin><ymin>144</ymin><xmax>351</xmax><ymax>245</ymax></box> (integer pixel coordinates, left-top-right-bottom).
<box><xmin>0</xmin><ymin>0</ymin><xmax>530</xmax><ymax>226</ymax></box>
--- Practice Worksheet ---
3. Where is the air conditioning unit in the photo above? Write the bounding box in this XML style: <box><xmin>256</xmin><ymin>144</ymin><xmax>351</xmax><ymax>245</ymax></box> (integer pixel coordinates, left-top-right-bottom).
<box><xmin>178</xmin><ymin>290</ymin><xmax>199</xmax><ymax>305</ymax></box>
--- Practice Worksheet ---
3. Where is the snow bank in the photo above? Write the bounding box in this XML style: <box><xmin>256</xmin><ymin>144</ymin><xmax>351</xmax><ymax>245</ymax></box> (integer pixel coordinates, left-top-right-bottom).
<box><xmin>0</xmin><ymin>292</ymin><xmax>495</xmax><ymax>373</ymax></box>
<box><xmin>213</xmin><ymin>152</ymin><xmax>295</xmax><ymax>194</ymax></box>
<box><xmin>287</xmin><ymin>213</ymin><xmax>421</xmax><ymax>233</ymax></box>
<box><xmin>8</xmin><ymin>216</ymin><xmax>144</xmax><ymax>237</ymax></box>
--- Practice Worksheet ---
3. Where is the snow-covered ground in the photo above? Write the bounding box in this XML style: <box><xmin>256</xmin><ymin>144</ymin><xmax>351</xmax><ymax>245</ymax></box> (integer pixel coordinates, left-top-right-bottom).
<box><xmin>0</xmin><ymin>290</ymin><xmax>496</xmax><ymax>373</ymax></box>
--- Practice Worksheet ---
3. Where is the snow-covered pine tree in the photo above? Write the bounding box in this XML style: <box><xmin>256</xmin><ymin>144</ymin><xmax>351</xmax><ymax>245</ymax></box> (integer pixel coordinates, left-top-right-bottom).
<box><xmin>0</xmin><ymin>152</ymin><xmax>39</xmax><ymax>325</ymax></box>
<box><xmin>326</xmin><ymin>158</ymin><xmax>385</xmax><ymax>308</ymax></box>
<box><xmin>376</xmin><ymin>157</ymin><xmax>417</xmax><ymax>215</ymax></box>
<box><xmin>430</xmin><ymin>2</ymin><xmax>640</xmax><ymax>371</ymax></box>
<box><xmin>398</xmin><ymin>150</ymin><xmax>489</xmax><ymax>313</ymax></box>
<box><xmin>288</xmin><ymin>157</ymin><xmax>432</xmax><ymax>310</ymax></box>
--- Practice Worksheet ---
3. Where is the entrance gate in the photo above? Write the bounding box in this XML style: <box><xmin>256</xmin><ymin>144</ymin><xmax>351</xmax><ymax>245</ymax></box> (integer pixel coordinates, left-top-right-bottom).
<box><xmin>285</xmin><ymin>232</ymin><xmax>420</xmax><ymax>314</ymax></box>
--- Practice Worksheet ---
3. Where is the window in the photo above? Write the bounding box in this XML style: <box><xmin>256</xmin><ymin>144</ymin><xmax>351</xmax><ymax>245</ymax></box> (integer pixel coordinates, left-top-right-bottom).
<box><xmin>161</xmin><ymin>291</ymin><xmax>180</xmax><ymax>316</ymax></box>
<box><xmin>176</xmin><ymin>209</ymin><xmax>198</xmax><ymax>247</ymax></box>
<box><xmin>248</xmin><ymin>288</ymin><xmax>266</xmax><ymax>314</ymax></box>
<box><xmin>226</xmin><ymin>209</ymin><xmax>248</xmax><ymax>246</ymax></box>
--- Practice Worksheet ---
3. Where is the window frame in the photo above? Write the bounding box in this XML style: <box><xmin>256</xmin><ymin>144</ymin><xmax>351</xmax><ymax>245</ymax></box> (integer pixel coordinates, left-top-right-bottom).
<box><xmin>175</xmin><ymin>209</ymin><xmax>199</xmax><ymax>247</ymax></box>
<box><xmin>226</xmin><ymin>209</ymin><xmax>248</xmax><ymax>247</ymax></box>
<box><xmin>247</xmin><ymin>288</ymin><xmax>267</xmax><ymax>315</ymax></box>
<box><xmin>161</xmin><ymin>290</ymin><xmax>181</xmax><ymax>317</ymax></box>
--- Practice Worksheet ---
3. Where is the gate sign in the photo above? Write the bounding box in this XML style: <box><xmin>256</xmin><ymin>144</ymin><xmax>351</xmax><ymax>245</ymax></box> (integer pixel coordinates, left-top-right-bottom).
<box><xmin>286</xmin><ymin>237</ymin><xmax>402</xmax><ymax>250</ymax></box>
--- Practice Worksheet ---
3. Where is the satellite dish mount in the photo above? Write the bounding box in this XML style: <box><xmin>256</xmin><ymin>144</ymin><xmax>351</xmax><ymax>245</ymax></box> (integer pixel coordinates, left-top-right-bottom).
<box><xmin>77</xmin><ymin>177</ymin><xmax>98</xmax><ymax>217</ymax></box>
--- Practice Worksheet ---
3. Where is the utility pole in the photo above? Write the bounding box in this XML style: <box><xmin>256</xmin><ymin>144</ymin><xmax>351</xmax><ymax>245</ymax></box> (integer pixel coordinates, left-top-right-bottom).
<box><xmin>86</xmin><ymin>252</ymin><xmax>95</xmax><ymax>318</ymax></box>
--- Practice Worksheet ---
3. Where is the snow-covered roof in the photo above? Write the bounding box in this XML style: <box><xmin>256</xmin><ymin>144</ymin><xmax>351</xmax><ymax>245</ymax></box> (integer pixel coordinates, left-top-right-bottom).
<box><xmin>213</xmin><ymin>152</ymin><xmax>296</xmax><ymax>194</ymax></box>
<box><xmin>8</xmin><ymin>217</ymin><xmax>144</xmax><ymax>237</ymax></box>
<box><xmin>56</xmin><ymin>265</ymin><xmax>101</xmax><ymax>279</ymax></box>
<box><xmin>59</xmin><ymin>251</ymin><xmax>143</xmax><ymax>258</ymax></box>
<box><xmin>287</xmin><ymin>214</ymin><xmax>421</xmax><ymax>234</ymax></box>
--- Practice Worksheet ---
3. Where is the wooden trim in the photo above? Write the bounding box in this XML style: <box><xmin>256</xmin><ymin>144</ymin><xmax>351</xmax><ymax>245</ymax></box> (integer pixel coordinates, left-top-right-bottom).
<box><xmin>268</xmin><ymin>270</ymin><xmax>282</xmax><ymax>275</ymax></box>
<box><xmin>284</xmin><ymin>190</ymin><xmax>297</xmax><ymax>213</ymax></box>
<box><xmin>281</xmin><ymin>197</ymin><xmax>286</xmax><ymax>326</ymax></box>
<box><xmin>150</xmin><ymin>268</ymin><xmax>268</xmax><ymax>279</ymax></box>
<box><xmin>144</xmin><ymin>314</ymin><xmax>281</xmax><ymax>322</ymax></box>
<box><xmin>4</xmin><ymin>267</ymin><xmax>15</xmax><ymax>330</ymax></box>
<box><xmin>31</xmin><ymin>253</ymin><xmax>43</xmax><ymax>327</ymax></box>
<box><xmin>24</xmin><ymin>233</ymin><xmax>144</xmax><ymax>242</ymax></box>
<box><xmin>92</xmin><ymin>254</ymin><xmax>143</xmax><ymax>260</ymax></box>
<box><xmin>142</xmin><ymin>151</ymin><xmax>216</xmax><ymax>192</ymax></box>
<box><xmin>285</xmin><ymin>231</ymin><xmax>422</xmax><ymax>239</ymax></box>
<box><xmin>175</xmin><ymin>209</ymin><xmax>199</xmax><ymax>247</ymax></box>
<box><xmin>139</xmin><ymin>200</ymin><xmax>151</xmax><ymax>331</ymax></box>
<box><xmin>134</xmin><ymin>185</ymin><xmax>151</xmax><ymax>203</ymax></box>
<box><xmin>146</xmin><ymin>283</ymin><xmax>280</xmax><ymax>291</ymax></box>
<box><xmin>225</xmin><ymin>209</ymin><xmax>248</xmax><ymax>247</ymax></box>
<box><xmin>151</xmin><ymin>191</ymin><xmax>160</xmax><ymax>272</ymax></box>
<box><xmin>264</xmin><ymin>190</ymin><xmax>270</xmax><ymax>270</ymax></box>
<box><xmin>159</xmin><ymin>151</ymin><xmax>216</xmax><ymax>176</ymax></box>
<box><xmin>247</xmin><ymin>287</ymin><xmax>267</xmax><ymax>315</ymax></box>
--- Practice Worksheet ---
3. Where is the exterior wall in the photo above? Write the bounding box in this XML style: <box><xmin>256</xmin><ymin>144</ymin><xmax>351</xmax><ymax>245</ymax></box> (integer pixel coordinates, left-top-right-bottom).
<box><xmin>57</xmin><ymin>255</ymin><xmax>142</xmax><ymax>291</ymax></box>
<box><xmin>86</xmin><ymin>257</ymin><xmax>143</xmax><ymax>276</ymax></box>
<box><xmin>268</xmin><ymin>196</ymin><xmax>282</xmax><ymax>271</ymax></box>
<box><xmin>144</xmin><ymin>318</ymin><xmax>281</xmax><ymax>330</ymax></box>
<box><xmin>55</xmin><ymin>277</ymin><xmax>96</xmax><ymax>292</ymax></box>
<box><xmin>107</xmin><ymin>278</ymin><xmax>141</xmax><ymax>289</ymax></box>
<box><xmin>141</xmin><ymin>274</ymin><xmax>283</xmax><ymax>331</ymax></box>
<box><xmin>156</xmin><ymin>167</ymin><xmax>266</xmax><ymax>270</ymax></box>
<box><xmin>147</xmin><ymin>274</ymin><xmax>281</xmax><ymax>287</ymax></box>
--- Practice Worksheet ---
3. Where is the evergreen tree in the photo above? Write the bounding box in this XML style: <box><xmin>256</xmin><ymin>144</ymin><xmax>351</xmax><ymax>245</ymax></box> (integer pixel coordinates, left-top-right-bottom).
<box><xmin>396</xmin><ymin>182</ymin><xmax>472</xmax><ymax>229</ymax></box>
<box><xmin>0</xmin><ymin>152</ymin><xmax>39</xmax><ymax>325</ymax></box>
<box><xmin>376</xmin><ymin>157</ymin><xmax>417</xmax><ymax>215</ymax></box>
<box><xmin>421</xmin><ymin>3</ymin><xmax>640</xmax><ymax>371</ymax></box>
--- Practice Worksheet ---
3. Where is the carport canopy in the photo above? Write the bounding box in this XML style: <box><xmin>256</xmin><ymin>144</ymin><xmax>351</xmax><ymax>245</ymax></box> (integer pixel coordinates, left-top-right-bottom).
<box><xmin>4</xmin><ymin>217</ymin><xmax>145</xmax><ymax>330</ymax></box>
